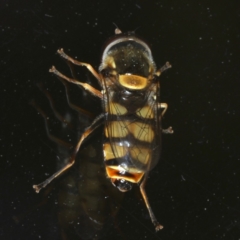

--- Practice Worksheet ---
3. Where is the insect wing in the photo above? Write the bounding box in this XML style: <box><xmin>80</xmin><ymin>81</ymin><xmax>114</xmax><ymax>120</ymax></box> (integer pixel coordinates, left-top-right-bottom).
<box><xmin>104</xmin><ymin>81</ymin><xmax>162</xmax><ymax>172</ymax></box>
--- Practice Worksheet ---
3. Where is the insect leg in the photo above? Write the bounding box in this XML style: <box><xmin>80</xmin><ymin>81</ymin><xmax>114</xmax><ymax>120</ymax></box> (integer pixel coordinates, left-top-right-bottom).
<box><xmin>49</xmin><ymin>66</ymin><xmax>103</xmax><ymax>99</ymax></box>
<box><xmin>158</xmin><ymin>102</ymin><xmax>168</xmax><ymax>117</ymax></box>
<box><xmin>155</xmin><ymin>62</ymin><xmax>172</xmax><ymax>76</ymax></box>
<box><xmin>57</xmin><ymin>48</ymin><xmax>102</xmax><ymax>85</ymax></box>
<box><xmin>158</xmin><ymin>103</ymin><xmax>173</xmax><ymax>134</ymax></box>
<box><xmin>162</xmin><ymin>127</ymin><xmax>173</xmax><ymax>134</ymax></box>
<box><xmin>140</xmin><ymin>173</ymin><xmax>163</xmax><ymax>231</ymax></box>
<box><xmin>33</xmin><ymin>113</ymin><xmax>104</xmax><ymax>193</ymax></box>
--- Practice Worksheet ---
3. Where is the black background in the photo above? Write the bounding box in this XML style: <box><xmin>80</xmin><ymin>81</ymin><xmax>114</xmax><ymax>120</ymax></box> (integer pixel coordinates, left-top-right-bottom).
<box><xmin>1</xmin><ymin>0</ymin><xmax>240</xmax><ymax>239</ymax></box>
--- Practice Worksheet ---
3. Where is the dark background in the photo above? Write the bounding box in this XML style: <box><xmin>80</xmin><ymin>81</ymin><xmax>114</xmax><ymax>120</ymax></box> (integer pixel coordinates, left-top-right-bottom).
<box><xmin>1</xmin><ymin>0</ymin><xmax>240</xmax><ymax>239</ymax></box>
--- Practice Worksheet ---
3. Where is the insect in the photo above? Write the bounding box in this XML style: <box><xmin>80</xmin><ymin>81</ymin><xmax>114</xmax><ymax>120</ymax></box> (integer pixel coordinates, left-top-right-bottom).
<box><xmin>33</xmin><ymin>28</ymin><xmax>173</xmax><ymax>231</ymax></box>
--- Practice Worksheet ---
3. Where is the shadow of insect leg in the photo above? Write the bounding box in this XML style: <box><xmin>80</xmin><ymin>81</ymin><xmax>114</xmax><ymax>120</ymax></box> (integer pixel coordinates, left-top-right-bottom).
<box><xmin>57</xmin><ymin>77</ymin><xmax>95</xmax><ymax>120</ymax></box>
<box><xmin>30</xmin><ymin>100</ymin><xmax>73</xmax><ymax>149</ymax></box>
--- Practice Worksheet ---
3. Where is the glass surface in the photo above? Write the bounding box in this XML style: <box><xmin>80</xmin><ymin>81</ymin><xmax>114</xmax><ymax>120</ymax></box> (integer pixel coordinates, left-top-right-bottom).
<box><xmin>2</xmin><ymin>1</ymin><xmax>239</xmax><ymax>239</ymax></box>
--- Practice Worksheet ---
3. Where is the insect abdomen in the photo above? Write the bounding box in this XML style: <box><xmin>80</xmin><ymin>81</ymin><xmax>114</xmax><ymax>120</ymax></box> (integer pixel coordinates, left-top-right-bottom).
<box><xmin>103</xmin><ymin>94</ymin><xmax>159</xmax><ymax>183</ymax></box>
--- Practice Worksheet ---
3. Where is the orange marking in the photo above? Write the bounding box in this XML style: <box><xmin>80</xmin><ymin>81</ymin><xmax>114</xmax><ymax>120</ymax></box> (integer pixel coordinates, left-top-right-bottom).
<box><xmin>119</xmin><ymin>74</ymin><xmax>147</xmax><ymax>90</ymax></box>
<box><xmin>105</xmin><ymin>166</ymin><xmax>144</xmax><ymax>183</ymax></box>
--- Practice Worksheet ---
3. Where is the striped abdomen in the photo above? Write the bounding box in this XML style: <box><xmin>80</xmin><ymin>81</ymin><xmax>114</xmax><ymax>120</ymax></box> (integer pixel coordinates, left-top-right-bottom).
<box><xmin>103</xmin><ymin>92</ymin><xmax>160</xmax><ymax>184</ymax></box>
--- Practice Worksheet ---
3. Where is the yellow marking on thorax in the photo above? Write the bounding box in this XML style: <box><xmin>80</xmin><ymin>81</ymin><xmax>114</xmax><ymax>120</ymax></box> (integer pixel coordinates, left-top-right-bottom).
<box><xmin>109</xmin><ymin>102</ymin><xmax>127</xmax><ymax>115</ymax></box>
<box><xmin>105</xmin><ymin>121</ymin><xmax>154</xmax><ymax>143</ymax></box>
<box><xmin>136</xmin><ymin>106</ymin><xmax>154</xmax><ymax>119</ymax></box>
<box><xmin>119</xmin><ymin>74</ymin><xmax>147</xmax><ymax>90</ymax></box>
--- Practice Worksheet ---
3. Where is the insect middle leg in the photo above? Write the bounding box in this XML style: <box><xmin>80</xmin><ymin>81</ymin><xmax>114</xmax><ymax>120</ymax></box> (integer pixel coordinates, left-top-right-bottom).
<box><xmin>158</xmin><ymin>103</ymin><xmax>173</xmax><ymax>134</ymax></box>
<box><xmin>33</xmin><ymin>114</ymin><xmax>104</xmax><ymax>193</ymax></box>
<box><xmin>159</xmin><ymin>102</ymin><xmax>168</xmax><ymax>117</ymax></box>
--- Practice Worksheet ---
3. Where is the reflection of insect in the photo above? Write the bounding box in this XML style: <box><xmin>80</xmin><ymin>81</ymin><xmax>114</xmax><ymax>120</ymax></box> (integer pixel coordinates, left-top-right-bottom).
<box><xmin>30</xmin><ymin>87</ymin><xmax>124</xmax><ymax>238</ymax></box>
<box><xmin>33</xmin><ymin>28</ymin><xmax>173</xmax><ymax>231</ymax></box>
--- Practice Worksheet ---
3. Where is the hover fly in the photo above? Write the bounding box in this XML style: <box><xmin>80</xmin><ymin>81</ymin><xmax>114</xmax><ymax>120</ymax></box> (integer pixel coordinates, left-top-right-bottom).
<box><xmin>33</xmin><ymin>28</ymin><xmax>173</xmax><ymax>231</ymax></box>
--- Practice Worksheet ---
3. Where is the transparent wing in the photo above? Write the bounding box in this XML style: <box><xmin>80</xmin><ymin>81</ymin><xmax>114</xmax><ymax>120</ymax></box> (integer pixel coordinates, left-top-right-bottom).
<box><xmin>104</xmin><ymin>83</ymin><xmax>161</xmax><ymax>172</ymax></box>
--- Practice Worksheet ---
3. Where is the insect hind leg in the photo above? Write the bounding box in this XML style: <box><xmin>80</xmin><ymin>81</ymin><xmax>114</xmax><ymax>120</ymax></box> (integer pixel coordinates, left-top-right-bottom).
<box><xmin>33</xmin><ymin>113</ymin><xmax>104</xmax><ymax>193</ymax></box>
<box><xmin>140</xmin><ymin>173</ymin><xmax>164</xmax><ymax>231</ymax></box>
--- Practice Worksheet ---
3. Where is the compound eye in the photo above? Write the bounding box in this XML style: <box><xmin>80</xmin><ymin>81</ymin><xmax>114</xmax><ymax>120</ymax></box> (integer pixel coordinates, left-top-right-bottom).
<box><xmin>111</xmin><ymin>179</ymin><xmax>132</xmax><ymax>192</ymax></box>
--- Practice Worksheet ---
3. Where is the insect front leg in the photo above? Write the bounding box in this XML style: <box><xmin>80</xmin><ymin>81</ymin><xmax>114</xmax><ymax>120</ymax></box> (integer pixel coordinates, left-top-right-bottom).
<box><xmin>33</xmin><ymin>114</ymin><xmax>104</xmax><ymax>193</ymax></box>
<box><xmin>49</xmin><ymin>66</ymin><xmax>103</xmax><ymax>99</ymax></box>
<box><xmin>155</xmin><ymin>62</ymin><xmax>172</xmax><ymax>76</ymax></box>
<box><xmin>57</xmin><ymin>48</ymin><xmax>103</xmax><ymax>85</ymax></box>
